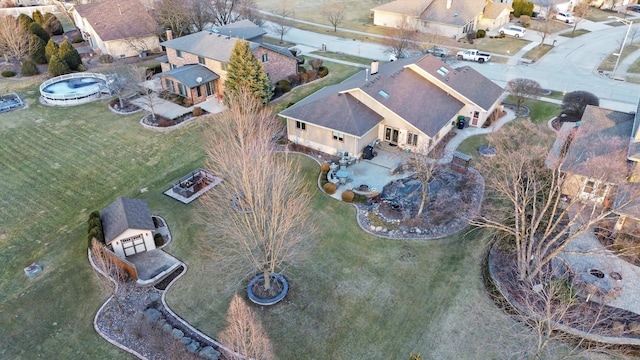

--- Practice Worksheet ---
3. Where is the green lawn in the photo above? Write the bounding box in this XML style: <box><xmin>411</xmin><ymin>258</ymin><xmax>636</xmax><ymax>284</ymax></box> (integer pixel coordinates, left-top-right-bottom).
<box><xmin>1</xmin><ymin>71</ymin><xmax>575</xmax><ymax>358</ymax></box>
<box><xmin>456</xmin><ymin>135</ymin><xmax>490</xmax><ymax>157</ymax></box>
<box><xmin>598</xmin><ymin>44</ymin><xmax>640</xmax><ymax>72</ymax></box>
<box><xmin>522</xmin><ymin>44</ymin><xmax>553</xmax><ymax>61</ymax></box>
<box><xmin>309</xmin><ymin>50</ymin><xmax>376</xmax><ymax>65</ymax></box>
<box><xmin>559</xmin><ymin>29</ymin><xmax>590</xmax><ymax>38</ymax></box>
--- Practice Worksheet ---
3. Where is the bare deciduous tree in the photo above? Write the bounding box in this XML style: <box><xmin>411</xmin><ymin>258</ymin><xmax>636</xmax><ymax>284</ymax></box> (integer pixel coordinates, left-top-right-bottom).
<box><xmin>200</xmin><ymin>89</ymin><xmax>315</xmax><ymax>291</ymax></box>
<box><xmin>237</xmin><ymin>0</ymin><xmax>263</xmax><ymax>27</ymax></box>
<box><xmin>471</xmin><ymin>122</ymin><xmax>636</xmax><ymax>282</ymax></box>
<box><xmin>132</xmin><ymin>66</ymin><xmax>159</xmax><ymax>121</ymax></box>
<box><xmin>382</xmin><ymin>19</ymin><xmax>417</xmax><ymax>59</ymax></box>
<box><xmin>218</xmin><ymin>294</ymin><xmax>274</xmax><ymax>360</ymax></box>
<box><xmin>571</xmin><ymin>0</ymin><xmax>590</xmax><ymax>34</ymax></box>
<box><xmin>212</xmin><ymin>0</ymin><xmax>241</xmax><ymax>26</ymax></box>
<box><xmin>90</xmin><ymin>238</ymin><xmax>127</xmax><ymax>313</ymax></box>
<box><xmin>407</xmin><ymin>146</ymin><xmax>438</xmax><ymax>217</ymax></box>
<box><xmin>187</xmin><ymin>0</ymin><xmax>214</xmax><ymax>32</ymax></box>
<box><xmin>154</xmin><ymin>0</ymin><xmax>192</xmax><ymax>38</ymax></box>
<box><xmin>0</xmin><ymin>15</ymin><xmax>36</xmax><ymax>63</ymax></box>
<box><xmin>322</xmin><ymin>1</ymin><xmax>345</xmax><ymax>32</ymax></box>
<box><xmin>505</xmin><ymin>78</ymin><xmax>542</xmax><ymax>111</ymax></box>
<box><xmin>270</xmin><ymin>0</ymin><xmax>293</xmax><ymax>44</ymax></box>
<box><xmin>530</xmin><ymin>4</ymin><xmax>557</xmax><ymax>45</ymax></box>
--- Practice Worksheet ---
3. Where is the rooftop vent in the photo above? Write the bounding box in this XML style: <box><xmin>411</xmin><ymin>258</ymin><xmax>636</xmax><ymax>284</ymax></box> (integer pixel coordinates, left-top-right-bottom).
<box><xmin>436</xmin><ymin>66</ymin><xmax>449</xmax><ymax>77</ymax></box>
<box><xmin>378</xmin><ymin>90</ymin><xmax>389</xmax><ymax>99</ymax></box>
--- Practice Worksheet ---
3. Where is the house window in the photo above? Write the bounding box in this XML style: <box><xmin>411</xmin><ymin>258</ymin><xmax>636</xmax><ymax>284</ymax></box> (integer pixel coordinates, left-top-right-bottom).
<box><xmin>198</xmin><ymin>56</ymin><xmax>205</xmax><ymax>64</ymax></box>
<box><xmin>176</xmin><ymin>49</ymin><xmax>183</xmax><ymax>58</ymax></box>
<box><xmin>166</xmin><ymin>79</ymin><xmax>175</xmax><ymax>93</ymax></box>
<box><xmin>332</xmin><ymin>131</ymin><xmax>344</xmax><ymax>141</ymax></box>
<box><xmin>407</xmin><ymin>132</ymin><xmax>418</xmax><ymax>146</ymax></box>
<box><xmin>296</xmin><ymin>121</ymin><xmax>306</xmax><ymax>130</ymax></box>
<box><xmin>196</xmin><ymin>86</ymin><xmax>202</xmax><ymax>97</ymax></box>
<box><xmin>580</xmin><ymin>179</ymin><xmax>611</xmax><ymax>202</ymax></box>
<box><xmin>178</xmin><ymin>83</ymin><xmax>188</xmax><ymax>97</ymax></box>
<box><xmin>170</xmin><ymin>63</ymin><xmax>177</xmax><ymax>69</ymax></box>
<box><xmin>262</xmin><ymin>54</ymin><xmax>268</xmax><ymax>62</ymax></box>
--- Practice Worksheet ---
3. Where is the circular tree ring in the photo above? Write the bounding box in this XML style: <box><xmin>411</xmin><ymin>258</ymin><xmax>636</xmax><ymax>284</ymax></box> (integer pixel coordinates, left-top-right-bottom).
<box><xmin>246</xmin><ymin>273</ymin><xmax>289</xmax><ymax>306</ymax></box>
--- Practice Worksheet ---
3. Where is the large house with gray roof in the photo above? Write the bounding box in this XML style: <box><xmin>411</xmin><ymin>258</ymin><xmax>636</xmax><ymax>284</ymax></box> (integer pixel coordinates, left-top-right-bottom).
<box><xmin>156</xmin><ymin>20</ymin><xmax>298</xmax><ymax>105</ymax></box>
<box><xmin>371</xmin><ymin>0</ymin><xmax>512</xmax><ymax>39</ymax></box>
<box><xmin>280</xmin><ymin>54</ymin><xmax>504</xmax><ymax>158</ymax></box>
<box><xmin>100</xmin><ymin>197</ymin><xmax>156</xmax><ymax>259</ymax></box>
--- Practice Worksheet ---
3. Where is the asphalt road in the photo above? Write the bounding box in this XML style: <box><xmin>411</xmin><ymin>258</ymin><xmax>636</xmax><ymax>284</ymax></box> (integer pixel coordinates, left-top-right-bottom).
<box><xmin>263</xmin><ymin>18</ymin><xmax>640</xmax><ymax>112</ymax></box>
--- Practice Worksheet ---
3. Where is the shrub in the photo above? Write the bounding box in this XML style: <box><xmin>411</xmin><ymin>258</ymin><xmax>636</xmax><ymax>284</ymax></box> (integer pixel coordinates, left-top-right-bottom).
<box><xmin>309</xmin><ymin>58</ymin><xmax>323</xmax><ymax>70</ymax></box>
<box><xmin>146</xmin><ymin>64</ymin><xmax>162</xmax><ymax>76</ymax></box>
<box><xmin>323</xmin><ymin>182</ymin><xmax>337</xmax><ymax>195</ymax></box>
<box><xmin>476</xmin><ymin>29</ymin><xmax>486</xmax><ymax>39</ymax></box>
<box><xmin>30</xmin><ymin>35</ymin><xmax>47</xmax><ymax>64</ymax></box>
<box><xmin>99</xmin><ymin>54</ymin><xmax>113</xmax><ymax>64</ymax></box>
<box><xmin>154</xmin><ymin>233</ymin><xmax>164</xmax><ymax>247</ymax></box>
<box><xmin>72</xmin><ymin>37</ymin><xmax>84</xmax><ymax>44</ymax></box>
<box><xmin>519</xmin><ymin>15</ymin><xmax>531</xmax><ymax>27</ymax></box>
<box><xmin>193</xmin><ymin>106</ymin><xmax>203</xmax><ymax>116</ymax></box>
<box><xmin>21</xmin><ymin>59</ymin><xmax>39</xmax><ymax>76</ymax></box>
<box><xmin>29</xmin><ymin>22</ymin><xmax>49</xmax><ymax>43</ymax></box>
<box><xmin>44</xmin><ymin>39</ymin><xmax>58</xmax><ymax>62</ymax></box>
<box><xmin>1</xmin><ymin>70</ymin><xmax>16</xmax><ymax>77</ymax></box>
<box><xmin>287</xmin><ymin>73</ymin><xmax>302</xmax><ymax>86</ymax></box>
<box><xmin>342</xmin><ymin>190</ymin><xmax>355</xmax><ymax>202</ymax></box>
<box><xmin>32</xmin><ymin>10</ymin><xmax>44</xmax><ymax>25</ymax></box>
<box><xmin>59</xmin><ymin>40</ymin><xmax>82</xmax><ymax>70</ymax></box>
<box><xmin>306</xmin><ymin>69</ymin><xmax>318</xmax><ymax>82</ymax></box>
<box><xmin>300</xmin><ymin>71</ymin><xmax>309</xmax><ymax>83</ymax></box>
<box><xmin>48</xmin><ymin>54</ymin><xmax>69</xmax><ymax>76</ymax></box>
<box><xmin>466</xmin><ymin>30</ymin><xmax>477</xmax><ymax>43</ymax></box>
<box><xmin>317</xmin><ymin>66</ymin><xmax>329</xmax><ymax>78</ymax></box>
<box><xmin>17</xmin><ymin>13</ymin><xmax>33</xmax><ymax>31</ymax></box>
<box><xmin>320</xmin><ymin>163</ymin><xmax>331</xmax><ymax>172</ymax></box>
<box><xmin>297</xmin><ymin>66</ymin><xmax>306</xmax><ymax>73</ymax></box>
<box><xmin>275</xmin><ymin>79</ymin><xmax>292</xmax><ymax>93</ymax></box>
<box><xmin>43</xmin><ymin>13</ymin><xmax>64</xmax><ymax>35</ymax></box>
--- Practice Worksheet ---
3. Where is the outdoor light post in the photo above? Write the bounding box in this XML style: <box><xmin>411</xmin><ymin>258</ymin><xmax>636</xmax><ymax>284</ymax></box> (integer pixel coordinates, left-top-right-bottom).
<box><xmin>609</xmin><ymin>16</ymin><xmax>633</xmax><ymax>80</ymax></box>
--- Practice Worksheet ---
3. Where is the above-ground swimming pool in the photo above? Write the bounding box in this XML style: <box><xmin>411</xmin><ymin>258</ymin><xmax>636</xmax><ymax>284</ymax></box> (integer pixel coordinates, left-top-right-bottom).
<box><xmin>40</xmin><ymin>73</ymin><xmax>113</xmax><ymax>106</ymax></box>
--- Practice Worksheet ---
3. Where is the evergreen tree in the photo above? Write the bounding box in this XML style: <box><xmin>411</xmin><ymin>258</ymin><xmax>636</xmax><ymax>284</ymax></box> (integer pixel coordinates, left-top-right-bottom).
<box><xmin>59</xmin><ymin>40</ymin><xmax>82</xmax><ymax>70</ymax></box>
<box><xmin>48</xmin><ymin>54</ymin><xmax>69</xmax><ymax>76</ymax></box>
<box><xmin>224</xmin><ymin>40</ymin><xmax>272</xmax><ymax>104</ymax></box>
<box><xmin>43</xmin><ymin>13</ymin><xmax>64</xmax><ymax>36</ymax></box>
<box><xmin>45</xmin><ymin>39</ymin><xmax>59</xmax><ymax>62</ymax></box>
<box><xmin>17</xmin><ymin>13</ymin><xmax>33</xmax><ymax>31</ymax></box>
<box><xmin>32</xmin><ymin>10</ymin><xmax>44</xmax><ymax>25</ymax></box>
<box><xmin>21</xmin><ymin>59</ymin><xmax>39</xmax><ymax>76</ymax></box>
<box><xmin>29</xmin><ymin>22</ymin><xmax>50</xmax><ymax>43</ymax></box>
<box><xmin>30</xmin><ymin>35</ymin><xmax>47</xmax><ymax>64</ymax></box>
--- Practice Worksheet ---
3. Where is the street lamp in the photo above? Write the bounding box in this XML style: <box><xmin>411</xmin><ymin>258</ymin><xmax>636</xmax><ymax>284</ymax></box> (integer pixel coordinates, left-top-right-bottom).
<box><xmin>608</xmin><ymin>16</ymin><xmax>633</xmax><ymax>80</ymax></box>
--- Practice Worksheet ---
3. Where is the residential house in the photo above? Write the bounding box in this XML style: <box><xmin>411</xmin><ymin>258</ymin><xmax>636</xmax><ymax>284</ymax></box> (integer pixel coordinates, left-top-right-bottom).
<box><xmin>280</xmin><ymin>54</ymin><xmax>504</xmax><ymax>158</ymax></box>
<box><xmin>156</xmin><ymin>20</ymin><xmax>298</xmax><ymax>105</ymax></box>
<box><xmin>101</xmin><ymin>197</ymin><xmax>157</xmax><ymax>259</ymax></box>
<box><xmin>547</xmin><ymin>104</ymin><xmax>640</xmax><ymax>234</ymax></box>
<box><xmin>71</xmin><ymin>0</ymin><xmax>160</xmax><ymax>58</ymax></box>
<box><xmin>371</xmin><ymin>0</ymin><xmax>509</xmax><ymax>39</ymax></box>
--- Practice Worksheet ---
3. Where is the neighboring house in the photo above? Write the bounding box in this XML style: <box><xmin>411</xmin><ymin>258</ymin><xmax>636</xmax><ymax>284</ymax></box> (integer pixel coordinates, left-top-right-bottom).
<box><xmin>371</xmin><ymin>0</ymin><xmax>508</xmax><ymax>39</ymax></box>
<box><xmin>547</xmin><ymin>104</ymin><xmax>640</xmax><ymax>234</ymax></box>
<box><xmin>478</xmin><ymin>1</ymin><xmax>513</xmax><ymax>30</ymax></box>
<box><xmin>71</xmin><ymin>0</ymin><xmax>160</xmax><ymax>58</ymax></box>
<box><xmin>156</xmin><ymin>20</ymin><xmax>298</xmax><ymax>105</ymax></box>
<box><xmin>100</xmin><ymin>197</ymin><xmax>156</xmax><ymax>259</ymax></box>
<box><xmin>280</xmin><ymin>54</ymin><xmax>504</xmax><ymax>158</ymax></box>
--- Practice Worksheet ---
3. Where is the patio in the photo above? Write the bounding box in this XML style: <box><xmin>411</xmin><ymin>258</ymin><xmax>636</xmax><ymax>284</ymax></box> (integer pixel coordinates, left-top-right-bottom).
<box><xmin>327</xmin><ymin>144</ymin><xmax>413</xmax><ymax>201</ymax></box>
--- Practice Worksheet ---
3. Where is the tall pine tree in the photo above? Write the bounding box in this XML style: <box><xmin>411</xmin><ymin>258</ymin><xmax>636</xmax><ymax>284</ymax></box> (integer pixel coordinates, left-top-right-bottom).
<box><xmin>29</xmin><ymin>22</ymin><xmax>50</xmax><ymax>43</ymax></box>
<box><xmin>224</xmin><ymin>40</ymin><xmax>272</xmax><ymax>104</ymax></box>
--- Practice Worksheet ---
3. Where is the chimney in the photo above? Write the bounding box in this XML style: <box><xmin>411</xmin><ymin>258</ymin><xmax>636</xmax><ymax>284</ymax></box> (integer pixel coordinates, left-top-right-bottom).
<box><xmin>371</xmin><ymin>61</ymin><xmax>379</xmax><ymax>75</ymax></box>
<box><xmin>446</xmin><ymin>0</ymin><xmax>452</xmax><ymax>10</ymax></box>
<box><xmin>166</xmin><ymin>29</ymin><xmax>173</xmax><ymax>40</ymax></box>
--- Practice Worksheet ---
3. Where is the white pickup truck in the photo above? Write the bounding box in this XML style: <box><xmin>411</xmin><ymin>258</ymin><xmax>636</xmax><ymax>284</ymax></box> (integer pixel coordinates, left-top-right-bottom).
<box><xmin>456</xmin><ymin>49</ymin><xmax>491</xmax><ymax>63</ymax></box>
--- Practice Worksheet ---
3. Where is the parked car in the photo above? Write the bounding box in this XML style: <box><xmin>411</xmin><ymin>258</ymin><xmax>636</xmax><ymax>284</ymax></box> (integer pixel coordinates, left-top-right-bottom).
<box><xmin>555</xmin><ymin>11</ymin><xmax>574</xmax><ymax>24</ymax></box>
<box><xmin>456</xmin><ymin>49</ymin><xmax>491</xmax><ymax>63</ymax></box>
<box><xmin>499</xmin><ymin>25</ymin><xmax>527</xmax><ymax>38</ymax></box>
<box><xmin>425</xmin><ymin>46</ymin><xmax>449</xmax><ymax>57</ymax></box>
<box><xmin>627</xmin><ymin>5</ymin><xmax>640</xmax><ymax>12</ymax></box>
<box><xmin>388</xmin><ymin>53</ymin><xmax>409</xmax><ymax>62</ymax></box>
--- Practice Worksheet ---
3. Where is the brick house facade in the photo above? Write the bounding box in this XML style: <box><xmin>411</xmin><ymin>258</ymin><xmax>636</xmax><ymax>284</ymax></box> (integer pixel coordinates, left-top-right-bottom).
<box><xmin>156</xmin><ymin>21</ymin><xmax>297</xmax><ymax>105</ymax></box>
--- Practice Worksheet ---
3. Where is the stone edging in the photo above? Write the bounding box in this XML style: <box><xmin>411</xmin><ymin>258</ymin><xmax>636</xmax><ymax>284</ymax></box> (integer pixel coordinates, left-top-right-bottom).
<box><xmin>139</xmin><ymin>113</ymin><xmax>202</xmax><ymax>131</ymax></box>
<box><xmin>88</xmin><ymin>249</ymin><xmax>149</xmax><ymax>359</ymax></box>
<box><xmin>487</xmin><ymin>245</ymin><xmax>640</xmax><ymax>346</ymax></box>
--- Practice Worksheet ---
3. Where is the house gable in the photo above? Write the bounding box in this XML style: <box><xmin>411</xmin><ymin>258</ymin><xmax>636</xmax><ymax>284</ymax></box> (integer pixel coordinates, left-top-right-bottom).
<box><xmin>101</xmin><ymin>197</ymin><xmax>155</xmax><ymax>245</ymax></box>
